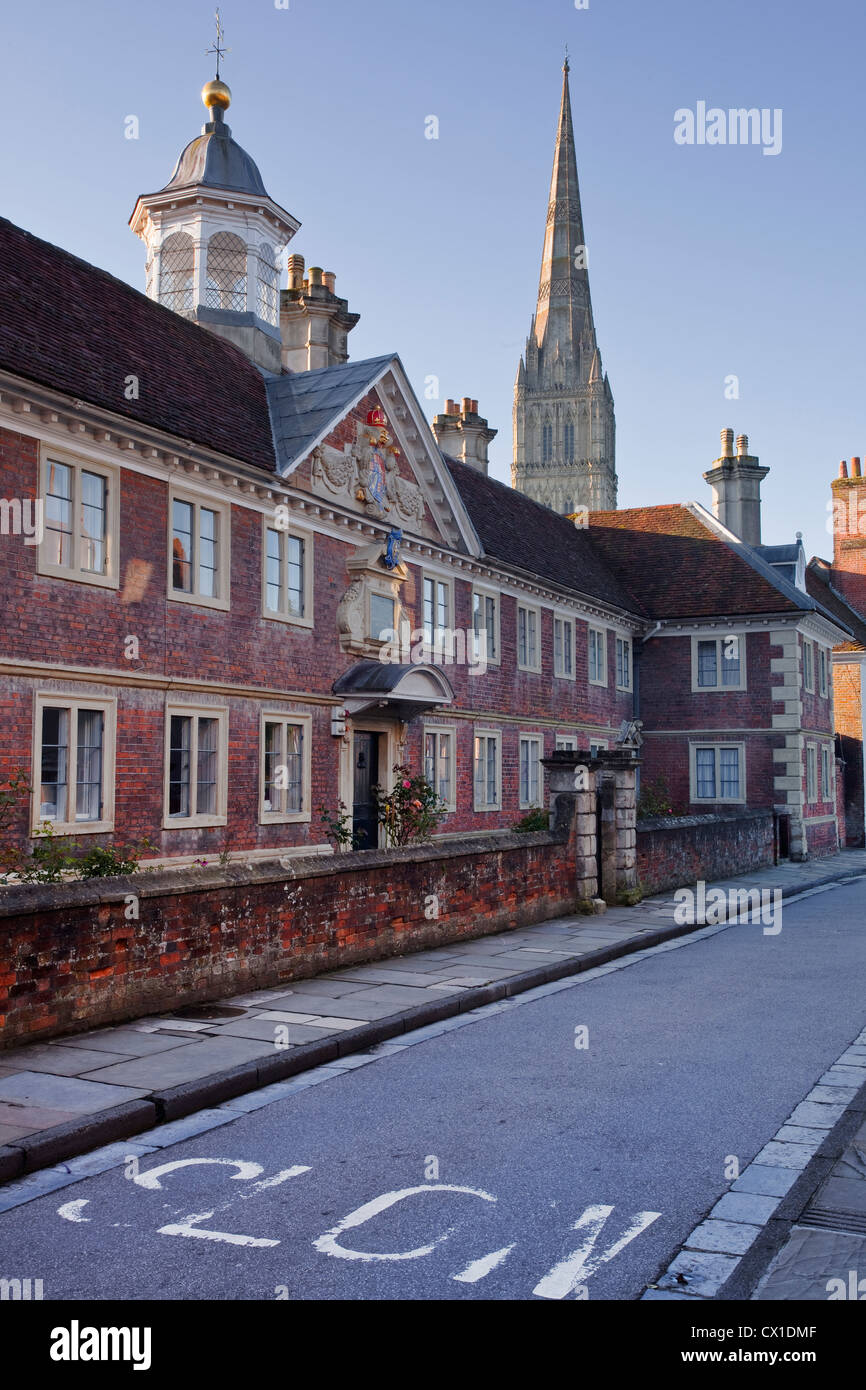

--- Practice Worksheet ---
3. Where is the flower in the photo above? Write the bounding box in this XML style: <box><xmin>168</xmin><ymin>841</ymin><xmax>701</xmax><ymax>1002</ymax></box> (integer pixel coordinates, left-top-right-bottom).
<box><xmin>411</xmin><ymin>799</ymin><xmax>422</xmax><ymax>810</ymax></box>
<box><xmin>402</xmin><ymin>779</ymin><xmax>411</xmax><ymax>789</ymax></box>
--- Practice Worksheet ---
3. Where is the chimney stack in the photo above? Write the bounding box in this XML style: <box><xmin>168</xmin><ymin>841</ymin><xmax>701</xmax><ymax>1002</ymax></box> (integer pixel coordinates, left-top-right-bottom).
<box><xmin>431</xmin><ymin>397</ymin><xmax>498</xmax><ymax>475</ymax></box>
<box><xmin>830</xmin><ymin>454</ymin><xmax>866</xmax><ymax>612</ymax></box>
<box><xmin>703</xmin><ymin>427</ymin><xmax>769</xmax><ymax>546</ymax></box>
<box><xmin>280</xmin><ymin>254</ymin><xmax>360</xmax><ymax>372</ymax></box>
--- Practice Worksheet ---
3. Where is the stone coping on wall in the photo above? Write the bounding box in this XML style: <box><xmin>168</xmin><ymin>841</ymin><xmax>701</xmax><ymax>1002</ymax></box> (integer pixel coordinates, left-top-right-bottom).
<box><xmin>637</xmin><ymin>809</ymin><xmax>773</xmax><ymax>832</ymax></box>
<box><xmin>0</xmin><ymin>827</ymin><xmax>566</xmax><ymax>918</ymax></box>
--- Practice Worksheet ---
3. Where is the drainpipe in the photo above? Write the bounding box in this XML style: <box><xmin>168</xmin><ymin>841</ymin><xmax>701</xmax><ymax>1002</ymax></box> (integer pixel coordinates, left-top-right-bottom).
<box><xmin>635</xmin><ymin>622</ymin><xmax>662</xmax><ymax>802</ymax></box>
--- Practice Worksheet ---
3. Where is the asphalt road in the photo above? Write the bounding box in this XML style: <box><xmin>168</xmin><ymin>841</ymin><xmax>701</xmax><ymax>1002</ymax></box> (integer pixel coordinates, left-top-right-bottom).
<box><xmin>1</xmin><ymin>880</ymin><xmax>865</xmax><ymax>1300</ymax></box>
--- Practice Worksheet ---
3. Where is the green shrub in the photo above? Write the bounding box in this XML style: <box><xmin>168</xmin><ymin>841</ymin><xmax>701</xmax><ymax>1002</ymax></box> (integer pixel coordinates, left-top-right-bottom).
<box><xmin>512</xmin><ymin>807</ymin><xmax>549</xmax><ymax>833</ymax></box>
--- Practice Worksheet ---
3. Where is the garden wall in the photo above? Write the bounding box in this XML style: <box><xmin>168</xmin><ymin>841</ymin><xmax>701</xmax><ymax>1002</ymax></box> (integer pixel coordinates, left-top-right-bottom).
<box><xmin>636</xmin><ymin>810</ymin><xmax>775</xmax><ymax>896</ymax></box>
<box><xmin>0</xmin><ymin>829</ymin><xmax>576</xmax><ymax>1048</ymax></box>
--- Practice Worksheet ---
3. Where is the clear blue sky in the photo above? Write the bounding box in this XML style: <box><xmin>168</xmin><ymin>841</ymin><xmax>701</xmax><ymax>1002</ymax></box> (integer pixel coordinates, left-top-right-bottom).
<box><xmin>3</xmin><ymin>0</ymin><xmax>864</xmax><ymax>560</ymax></box>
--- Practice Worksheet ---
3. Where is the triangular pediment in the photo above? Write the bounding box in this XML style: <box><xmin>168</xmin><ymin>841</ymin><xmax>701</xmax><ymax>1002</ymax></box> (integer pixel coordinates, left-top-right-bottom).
<box><xmin>266</xmin><ymin>354</ymin><xmax>481</xmax><ymax>555</ymax></box>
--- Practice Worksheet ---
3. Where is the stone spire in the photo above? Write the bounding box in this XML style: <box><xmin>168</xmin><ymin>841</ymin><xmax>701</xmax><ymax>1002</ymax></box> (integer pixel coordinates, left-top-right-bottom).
<box><xmin>512</xmin><ymin>60</ymin><xmax>616</xmax><ymax>515</ymax></box>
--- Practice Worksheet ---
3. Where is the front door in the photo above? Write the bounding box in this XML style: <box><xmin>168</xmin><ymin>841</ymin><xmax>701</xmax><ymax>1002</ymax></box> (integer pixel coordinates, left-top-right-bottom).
<box><xmin>352</xmin><ymin>732</ymin><xmax>380</xmax><ymax>850</ymax></box>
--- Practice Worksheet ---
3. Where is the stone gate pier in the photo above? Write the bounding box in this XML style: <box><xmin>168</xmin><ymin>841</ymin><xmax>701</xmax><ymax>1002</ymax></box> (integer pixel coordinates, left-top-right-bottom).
<box><xmin>542</xmin><ymin>749</ymin><xmax>639</xmax><ymax>905</ymax></box>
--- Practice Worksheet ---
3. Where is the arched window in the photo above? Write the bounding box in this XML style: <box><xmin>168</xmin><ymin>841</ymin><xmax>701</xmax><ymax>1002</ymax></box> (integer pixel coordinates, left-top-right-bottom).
<box><xmin>256</xmin><ymin>242</ymin><xmax>279</xmax><ymax>326</ymax></box>
<box><xmin>564</xmin><ymin>422</ymin><xmax>575</xmax><ymax>462</ymax></box>
<box><xmin>158</xmin><ymin>232</ymin><xmax>194</xmax><ymax>315</ymax></box>
<box><xmin>205</xmin><ymin>231</ymin><xmax>247</xmax><ymax>312</ymax></box>
<box><xmin>542</xmin><ymin>423</ymin><xmax>553</xmax><ymax>464</ymax></box>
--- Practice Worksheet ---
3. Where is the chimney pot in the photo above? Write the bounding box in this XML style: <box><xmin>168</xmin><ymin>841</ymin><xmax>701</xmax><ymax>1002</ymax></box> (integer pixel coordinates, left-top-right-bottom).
<box><xmin>736</xmin><ymin>433</ymin><xmax>749</xmax><ymax>457</ymax></box>
<box><xmin>323</xmin><ymin>271</ymin><xmax>336</xmax><ymax>294</ymax></box>
<box><xmin>839</xmin><ymin>460</ymin><xmax>849</xmax><ymax>479</ymax></box>
<box><xmin>720</xmin><ymin>428</ymin><xmax>734</xmax><ymax>457</ymax></box>
<box><xmin>471</xmin><ymin>399</ymin><xmax>479</xmax><ymax>414</ymax></box>
<box><xmin>444</xmin><ymin>398</ymin><xmax>456</xmax><ymax>415</ymax></box>
<box><xmin>853</xmin><ymin>457</ymin><xmax>862</xmax><ymax>478</ymax></box>
<box><xmin>287</xmin><ymin>253</ymin><xmax>305</xmax><ymax>289</ymax></box>
<box><xmin>461</xmin><ymin>396</ymin><xmax>472</xmax><ymax>416</ymax></box>
<box><xmin>308</xmin><ymin>266</ymin><xmax>323</xmax><ymax>287</ymax></box>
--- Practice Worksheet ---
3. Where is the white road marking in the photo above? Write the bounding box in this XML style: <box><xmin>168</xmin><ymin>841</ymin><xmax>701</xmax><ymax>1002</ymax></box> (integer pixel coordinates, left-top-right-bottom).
<box><xmin>57</xmin><ymin>1199</ymin><xmax>91</xmax><ymax>1223</ymax></box>
<box><xmin>157</xmin><ymin>1211</ymin><xmax>280</xmax><ymax>1248</ymax></box>
<box><xmin>132</xmin><ymin>1158</ymin><xmax>264</xmax><ymax>1190</ymax></box>
<box><xmin>452</xmin><ymin>1244</ymin><xmax>515</xmax><ymax>1283</ymax></box>
<box><xmin>314</xmin><ymin>1184</ymin><xmax>497</xmax><ymax>1262</ymax></box>
<box><xmin>246</xmin><ymin>1166</ymin><xmax>311</xmax><ymax>1193</ymax></box>
<box><xmin>532</xmin><ymin>1205</ymin><xmax>661</xmax><ymax>1299</ymax></box>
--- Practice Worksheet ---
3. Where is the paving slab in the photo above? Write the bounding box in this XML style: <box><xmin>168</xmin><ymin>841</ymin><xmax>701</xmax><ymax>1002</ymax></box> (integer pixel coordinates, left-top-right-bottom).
<box><xmin>0</xmin><ymin>1072</ymin><xmax>150</xmax><ymax>1112</ymax></box>
<box><xmin>810</xmin><ymin>1175</ymin><xmax>866</xmax><ymax>1216</ymax></box>
<box><xmin>0</xmin><ymin>1044</ymin><xmax>132</xmax><ymax>1075</ymax></box>
<box><xmin>78</xmin><ymin>1037</ymin><xmax>277</xmax><ymax>1088</ymax></box>
<box><xmin>754</xmin><ymin>1227</ymin><xmax>866</xmax><ymax>1300</ymax></box>
<box><xmin>685</xmin><ymin>1218</ymin><xmax>760</xmax><ymax>1255</ymax></box>
<box><xmin>731</xmin><ymin>1164</ymin><xmax>801</xmax><ymax>1198</ymax></box>
<box><xmin>710</xmin><ymin>1191</ymin><xmax>781</xmax><ymax>1225</ymax></box>
<box><xmin>788</xmin><ymin>1100</ymin><xmax>847</xmax><ymax>1129</ymax></box>
<box><xmin>263</xmin><ymin>994</ymin><xmax>403</xmax><ymax>1021</ymax></box>
<box><xmin>215</xmin><ymin>1019</ymin><xmax>339</xmax><ymax>1044</ymax></box>
<box><xmin>658</xmin><ymin>1249</ymin><xmax>741</xmax><ymax>1296</ymax></box>
<box><xmin>47</xmin><ymin>1030</ymin><xmax>198</xmax><ymax>1057</ymax></box>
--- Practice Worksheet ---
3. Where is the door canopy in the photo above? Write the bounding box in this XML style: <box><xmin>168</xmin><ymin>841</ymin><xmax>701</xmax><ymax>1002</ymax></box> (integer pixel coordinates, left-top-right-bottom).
<box><xmin>333</xmin><ymin>661</ymin><xmax>454</xmax><ymax>721</ymax></box>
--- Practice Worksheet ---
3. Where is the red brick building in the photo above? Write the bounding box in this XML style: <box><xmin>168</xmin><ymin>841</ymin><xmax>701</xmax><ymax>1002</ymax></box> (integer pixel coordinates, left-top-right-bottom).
<box><xmin>0</xmin><ymin>83</ymin><xmax>850</xmax><ymax>871</ymax></box>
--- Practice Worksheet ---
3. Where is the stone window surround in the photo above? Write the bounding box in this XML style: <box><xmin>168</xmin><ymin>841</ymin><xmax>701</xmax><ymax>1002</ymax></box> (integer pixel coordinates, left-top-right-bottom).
<box><xmin>472</xmin><ymin>727</ymin><xmax>502</xmax><ymax>812</ymax></box>
<box><xmin>37</xmin><ymin>446</ymin><xmax>120</xmax><ymax>590</ymax></box>
<box><xmin>690</xmin><ymin>633</ymin><xmax>748</xmax><ymax>693</ymax></box>
<box><xmin>588</xmin><ymin>625</ymin><xmax>607</xmax><ymax>687</ymax></box>
<box><xmin>167</xmin><ymin>485</ymin><xmax>231</xmax><ymax>612</ymax></box>
<box><xmin>518</xmin><ymin>732</ymin><xmax>545</xmax><ymax>809</ymax></box>
<box><xmin>162</xmin><ymin>702</ymin><xmax>229</xmax><ymax>829</ymax></box>
<box><xmin>516</xmin><ymin>601</ymin><xmax>543</xmax><ymax>673</ymax></box>
<box><xmin>258</xmin><ymin>710</ymin><xmax>312</xmax><ymax>824</ymax></box>
<box><xmin>261</xmin><ymin>516</ymin><xmax>314</xmax><ymax>629</ymax></box>
<box><xmin>30</xmin><ymin>691</ymin><xmax>117</xmax><ymax>836</ymax></box>
<box><xmin>689</xmin><ymin>740</ymin><xmax>746</xmax><ymax>805</ymax></box>
<box><xmin>423</xmin><ymin>721</ymin><xmax>457</xmax><ymax>813</ymax></box>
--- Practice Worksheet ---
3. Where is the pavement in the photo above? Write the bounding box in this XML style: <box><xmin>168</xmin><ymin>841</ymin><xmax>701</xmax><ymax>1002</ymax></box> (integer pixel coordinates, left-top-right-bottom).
<box><xmin>2</xmin><ymin>846</ymin><xmax>865</xmax><ymax>1205</ymax></box>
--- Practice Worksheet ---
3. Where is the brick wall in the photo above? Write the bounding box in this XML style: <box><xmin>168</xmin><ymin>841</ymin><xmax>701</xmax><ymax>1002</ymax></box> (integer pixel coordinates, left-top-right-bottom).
<box><xmin>636</xmin><ymin>810</ymin><xmax>775</xmax><ymax>895</ymax></box>
<box><xmin>0</xmin><ymin>829</ymin><xmax>576</xmax><ymax>1048</ymax></box>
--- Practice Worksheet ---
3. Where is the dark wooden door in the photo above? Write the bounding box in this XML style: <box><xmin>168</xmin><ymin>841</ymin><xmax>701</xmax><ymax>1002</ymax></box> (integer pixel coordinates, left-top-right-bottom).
<box><xmin>352</xmin><ymin>732</ymin><xmax>379</xmax><ymax>850</ymax></box>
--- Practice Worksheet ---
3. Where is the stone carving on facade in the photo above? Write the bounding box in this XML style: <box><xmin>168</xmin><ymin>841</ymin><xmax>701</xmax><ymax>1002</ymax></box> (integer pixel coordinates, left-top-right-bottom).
<box><xmin>336</xmin><ymin>579</ymin><xmax>365</xmax><ymax>648</ymax></box>
<box><xmin>311</xmin><ymin>443</ymin><xmax>358</xmax><ymax>496</ymax></box>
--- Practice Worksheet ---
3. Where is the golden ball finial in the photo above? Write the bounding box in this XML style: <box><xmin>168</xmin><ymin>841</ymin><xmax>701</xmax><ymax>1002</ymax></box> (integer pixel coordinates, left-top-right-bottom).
<box><xmin>202</xmin><ymin>79</ymin><xmax>231</xmax><ymax>112</ymax></box>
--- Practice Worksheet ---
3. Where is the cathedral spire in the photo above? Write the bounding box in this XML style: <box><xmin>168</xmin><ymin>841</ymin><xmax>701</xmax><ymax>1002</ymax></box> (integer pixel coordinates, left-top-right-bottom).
<box><xmin>533</xmin><ymin>58</ymin><xmax>591</xmax><ymax>354</ymax></box>
<box><xmin>511</xmin><ymin>64</ymin><xmax>616</xmax><ymax>516</ymax></box>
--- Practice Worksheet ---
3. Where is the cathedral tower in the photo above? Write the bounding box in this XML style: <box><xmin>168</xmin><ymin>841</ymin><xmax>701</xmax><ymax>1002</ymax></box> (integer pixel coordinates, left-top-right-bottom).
<box><xmin>512</xmin><ymin>60</ymin><xmax>616</xmax><ymax>514</ymax></box>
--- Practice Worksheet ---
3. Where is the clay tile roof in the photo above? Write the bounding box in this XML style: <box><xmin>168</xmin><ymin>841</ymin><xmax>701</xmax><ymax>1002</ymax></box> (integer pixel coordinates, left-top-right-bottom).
<box><xmin>806</xmin><ymin>561</ymin><xmax>866</xmax><ymax>651</ymax></box>
<box><xmin>444</xmin><ymin>456</ymin><xmax>639</xmax><ymax>613</ymax></box>
<box><xmin>584</xmin><ymin>504</ymin><xmax>804</xmax><ymax>618</ymax></box>
<box><xmin>0</xmin><ymin>216</ymin><xmax>276</xmax><ymax>471</ymax></box>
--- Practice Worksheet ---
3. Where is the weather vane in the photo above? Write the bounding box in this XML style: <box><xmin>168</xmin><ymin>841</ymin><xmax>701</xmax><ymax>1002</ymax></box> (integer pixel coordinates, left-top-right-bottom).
<box><xmin>564</xmin><ymin>44</ymin><xmax>570</xmax><ymax>74</ymax></box>
<box><xmin>206</xmin><ymin>9</ymin><xmax>230</xmax><ymax>80</ymax></box>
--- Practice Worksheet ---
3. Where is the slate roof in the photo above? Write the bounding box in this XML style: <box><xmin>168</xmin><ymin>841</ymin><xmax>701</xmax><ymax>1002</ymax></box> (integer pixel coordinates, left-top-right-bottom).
<box><xmin>806</xmin><ymin>560</ymin><xmax>866</xmax><ymax>651</ymax></box>
<box><xmin>584</xmin><ymin>504</ymin><xmax>820</xmax><ymax>619</ymax></box>
<box><xmin>266</xmin><ymin>354</ymin><xmax>396</xmax><ymax>474</ymax></box>
<box><xmin>444</xmin><ymin>456</ymin><xmax>638</xmax><ymax>614</ymax></box>
<box><xmin>0</xmin><ymin>217</ymin><xmax>277</xmax><ymax>471</ymax></box>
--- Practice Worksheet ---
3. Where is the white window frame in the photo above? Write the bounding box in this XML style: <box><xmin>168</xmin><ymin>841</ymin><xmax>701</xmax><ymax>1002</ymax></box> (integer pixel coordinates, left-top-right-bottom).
<box><xmin>802</xmin><ymin>638</ymin><xmax>815</xmax><ymax>693</ymax></box>
<box><xmin>168</xmin><ymin>488</ymin><xmax>231</xmax><ymax>611</ymax></box>
<box><xmin>516</xmin><ymin>603</ymin><xmax>542</xmax><ymax>673</ymax></box>
<box><xmin>37</xmin><ymin>449</ymin><xmax>120</xmax><ymax>589</ymax></box>
<box><xmin>368</xmin><ymin>584</ymin><xmax>398</xmax><ymax>644</ymax></box>
<box><xmin>589</xmin><ymin>739</ymin><xmax>609</xmax><ymax>758</ymax></box>
<box><xmin>691</xmin><ymin>634</ymin><xmax>747</xmax><ymax>692</ymax></box>
<box><xmin>588</xmin><ymin>626</ymin><xmax>607</xmax><ymax>687</ymax></box>
<box><xmin>555</xmin><ymin>733</ymin><xmax>577</xmax><ymax>751</ymax></box>
<box><xmin>518</xmin><ymin>733</ymin><xmax>544</xmax><ymax>809</ymax></box>
<box><xmin>805</xmin><ymin>742</ymin><xmax>818</xmax><ymax>803</ymax></box>
<box><xmin>473</xmin><ymin>728</ymin><xmax>502</xmax><ymax>811</ymax></box>
<box><xmin>423</xmin><ymin>723</ymin><xmax>457</xmax><ymax>813</ymax></box>
<box><xmin>818</xmin><ymin>645</ymin><xmax>829</xmax><ymax>697</ymax></box>
<box><xmin>262</xmin><ymin>518</ymin><xmax>314</xmax><ymax>628</ymax></box>
<box><xmin>31</xmin><ymin>693</ymin><xmax>116</xmax><ymax>835</ymax></box>
<box><xmin>163</xmin><ymin>704</ymin><xmax>228</xmax><ymax>828</ymax></box>
<box><xmin>820</xmin><ymin>743</ymin><xmax>833</xmax><ymax>803</ymax></box>
<box><xmin>471</xmin><ymin>586</ymin><xmax>500</xmax><ymax>666</ymax></box>
<box><xmin>258</xmin><ymin>711</ymin><xmax>312</xmax><ymax>824</ymax></box>
<box><xmin>616</xmin><ymin>636</ymin><xmax>632</xmax><ymax>691</ymax></box>
<box><xmin>421</xmin><ymin>571</ymin><xmax>454</xmax><ymax>649</ymax></box>
<box><xmin>553</xmin><ymin>613</ymin><xmax>576</xmax><ymax>680</ymax></box>
<box><xmin>689</xmin><ymin>742</ymin><xmax>746</xmax><ymax>805</ymax></box>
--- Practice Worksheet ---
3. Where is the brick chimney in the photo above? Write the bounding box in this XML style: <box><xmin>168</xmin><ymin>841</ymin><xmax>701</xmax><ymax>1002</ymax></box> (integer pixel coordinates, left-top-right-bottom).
<box><xmin>830</xmin><ymin>455</ymin><xmax>866</xmax><ymax>612</ymax></box>
<box><xmin>431</xmin><ymin>397</ymin><xmax>497</xmax><ymax>474</ymax></box>
<box><xmin>702</xmin><ymin>428</ymin><xmax>769</xmax><ymax>546</ymax></box>
<box><xmin>280</xmin><ymin>255</ymin><xmax>360</xmax><ymax>372</ymax></box>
